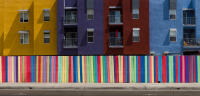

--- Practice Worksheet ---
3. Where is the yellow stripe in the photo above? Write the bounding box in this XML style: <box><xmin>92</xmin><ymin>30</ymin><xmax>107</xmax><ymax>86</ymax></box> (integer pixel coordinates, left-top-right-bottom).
<box><xmin>47</xmin><ymin>56</ymin><xmax>49</xmax><ymax>83</ymax></box>
<box><xmin>151</xmin><ymin>56</ymin><xmax>154</xmax><ymax>83</ymax></box>
<box><xmin>0</xmin><ymin>56</ymin><xmax>2</xmax><ymax>83</ymax></box>
<box><xmin>91</xmin><ymin>56</ymin><xmax>94</xmax><ymax>83</ymax></box>
<box><xmin>118</xmin><ymin>56</ymin><xmax>121</xmax><ymax>83</ymax></box>
<box><xmin>110</xmin><ymin>56</ymin><xmax>114</xmax><ymax>83</ymax></box>
<box><xmin>12</xmin><ymin>56</ymin><xmax>14</xmax><ymax>83</ymax></box>
<box><xmin>77</xmin><ymin>56</ymin><xmax>80</xmax><ymax>83</ymax></box>
<box><xmin>41</xmin><ymin>56</ymin><xmax>43</xmax><ymax>82</ymax></box>
<box><xmin>101</xmin><ymin>56</ymin><xmax>103</xmax><ymax>83</ymax></box>
<box><xmin>82</xmin><ymin>56</ymin><xmax>85</xmax><ymax>83</ymax></box>
<box><xmin>18</xmin><ymin>57</ymin><xmax>20</xmax><ymax>82</ymax></box>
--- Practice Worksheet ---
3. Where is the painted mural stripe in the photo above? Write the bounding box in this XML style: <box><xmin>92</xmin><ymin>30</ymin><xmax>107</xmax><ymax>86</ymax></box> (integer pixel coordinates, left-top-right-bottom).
<box><xmin>198</xmin><ymin>56</ymin><xmax>200</xmax><ymax>82</ymax></box>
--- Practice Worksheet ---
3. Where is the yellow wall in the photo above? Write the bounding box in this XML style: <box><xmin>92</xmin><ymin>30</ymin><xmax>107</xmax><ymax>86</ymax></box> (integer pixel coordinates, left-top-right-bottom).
<box><xmin>0</xmin><ymin>0</ymin><xmax>4</xmax><ymax>55</ymax></box>
<box><xmin>1</xmin><ymin>0</ymin><xmax>57</xmax><ymax>56</ymax></box>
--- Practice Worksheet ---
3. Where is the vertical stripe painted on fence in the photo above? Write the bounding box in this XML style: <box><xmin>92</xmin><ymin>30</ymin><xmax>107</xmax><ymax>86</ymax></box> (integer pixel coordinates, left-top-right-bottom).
<box><xmin>0</xmin><ymin>56</ymin><xmax>199</xmax><ymax>83</ymax></box>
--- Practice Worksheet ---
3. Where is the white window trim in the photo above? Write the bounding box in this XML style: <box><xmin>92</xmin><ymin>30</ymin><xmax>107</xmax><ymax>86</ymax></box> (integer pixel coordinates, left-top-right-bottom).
<box><xmin>19</xmin><ymin>31</ymin><xmax>29</xmax><ymax>44</ymax></box>
<box><xmin>43</xmin><ymin>9</ymin><xmax>50</xmax><ymax>22</ymax></box>
<box><xmin>19</xmin><ymin>10</ymin><xmax>29</xmax><ymax>23</ymax></box>
<box><xmin>169</xmin><ymin>9</ymin><xmax>176</xmax><ymax>20</ymax></box>
<box><xmin>132</xmin><ymin>28</ymin><xmax>140</xmax><ymax>42</ymax></box>
<box><xmin>87</xmin><ymin>28</ymin><xmax>94</xmax><ymax>43</ymax></box>
<box><xmin>44</xmin><ymin>30</ymin><xmax>50</xmax><ymax>44</ymax></box>
<box><xmin>169</xmin><ymin>28</ymin><xmax>177</xmax><ymax>42</ymax></box>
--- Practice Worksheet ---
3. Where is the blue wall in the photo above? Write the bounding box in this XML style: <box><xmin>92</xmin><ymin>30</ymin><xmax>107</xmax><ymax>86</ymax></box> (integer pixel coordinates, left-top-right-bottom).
<box><xmin>150</xmin><ymin>0</ymin><xmax>200</xmax><ymax>55</ymax></box>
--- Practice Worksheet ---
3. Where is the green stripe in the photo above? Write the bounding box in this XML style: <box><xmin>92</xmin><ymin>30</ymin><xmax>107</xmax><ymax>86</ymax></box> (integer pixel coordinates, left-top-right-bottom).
<box><xmin>145</xmin><ymin>56</ymin><xmax>147</xmax><ymax>83</ymax></box>
<box><xmin>130</xmin><ymin>56</ymin><xmax>133</xmax><ymax>83</ymax></box>
<box><xmin>133</xmin><ymin>56</ymin><xmax>136</xmax><ymax>83</ymax></box>
<box><xmin>66</xmin><ymin>56</ymin><xmax>69</xmax><ymax>83</ymax></box>
<box><xmin>86</xmin><ymin>56</ymin><xmax>90</xmax><ymax>83</ymax></box>
<box><xmin>58</xmin><ymin>56</ymin><xmax>62</xmax><ymax>83</ymax></box>
<box><xmin>169</xmin><ymin>56</ymin><xmax>173</xmax><ymax>83</ymax></box>
<box><xmin>93</xmin><ymin>56</ymin><xmax>96</xmax><ymax>83</ymax></box>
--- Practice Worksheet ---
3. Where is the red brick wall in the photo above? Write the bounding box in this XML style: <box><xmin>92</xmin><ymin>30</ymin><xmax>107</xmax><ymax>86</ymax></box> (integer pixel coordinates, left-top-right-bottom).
<box><xmin>104</xmin><ymin>0</ymin><xmax>149</xmax><ymax>55</ymax></box>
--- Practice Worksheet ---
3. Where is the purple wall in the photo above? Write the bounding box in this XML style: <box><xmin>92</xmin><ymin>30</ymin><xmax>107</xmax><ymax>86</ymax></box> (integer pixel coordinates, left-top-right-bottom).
<box><xmin>57</xmin><ymin>0</ymin><xmax>104</xmax><ymax>55</ymax></box>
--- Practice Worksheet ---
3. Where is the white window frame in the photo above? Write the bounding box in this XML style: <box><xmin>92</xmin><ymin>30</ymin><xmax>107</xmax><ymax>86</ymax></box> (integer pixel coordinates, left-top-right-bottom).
<box><xmin>19</xmin><ymin>10</ymin><xmax>29</xmax><ymax>22</ymax></box>
<box><xmin>169</xmin><ymin>9</ymin><xmax>176</xmax><ymax>20</ymax></box>
<box><xmin>132</xmin><ymin>28</ymin><xmax>140</xmax><ymax>42</ymax></box>
<box><xmin>43</xmin><ymin>9</ymin><xmax>50</xmax><ymax>21</ymax></box>
<box><xmin>87</xmin><ymin>28</ymin><xmax>94</xmax><ymax>43</ymax></box>
<box><xmin>19</xmin><ymin>31</ymin><xmax>29</xmax><ymax>44</ymax></box>
<box><xmin>44</xmin><ymin>30</ymin><xmax>50</xmax><ymax>44</ymax></box>
<box><xmin>169</xmin><ymin>28</ymin><xmax>177</xmax><ymax>42</ymax></box>
<box><xmin>132</xmin><ymin>9</ymin><xmax>139</xmax><ymax>19</ymax></box>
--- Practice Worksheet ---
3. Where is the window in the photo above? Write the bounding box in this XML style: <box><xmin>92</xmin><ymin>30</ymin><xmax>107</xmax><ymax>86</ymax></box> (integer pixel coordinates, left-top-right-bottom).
<box><xmin>170</xmin><ymin>28</ymin><xmax>177</xmax><ymax>42</ymax></box>
<box><xmin>43</xmin><ymin>9</ymin><xmax>50</xmax><ymax>21</ymax></box>
<box><xmin>169</xmin><ymin>0</ymin><xmax>176</xmax><ymax>20</ymax></box>
<box><xmin>87</xmin><ymin>0</ymin><xmax>94</xmax><ymax>20</ymax></box>
<box><xmin>19</xmin><ymin>31</ymin><xmax>29</xmax><ymax>44</ymax></box>
<box><xmin>132</xmin><ymin>0</ymin><xmax>140</xmax><ymax>19</ymax></box>
<box><xmin>19</xmin><ymin>10</ymin><xmax>29</xmax><ymax>22</ymax></box>
<box><xmin>87</xmin><ymin>28</ymin><xmax>94</xmax><ymax>43</ymax></box>
<box><xmin>44</xmin><ymin>30</ymin><xmax>50</xmax><ymax>43</ymax></box>
<box><xmin>133</xmin><ymin>28</ymin><xmax>140</xmax><ymax>42</ymax></box>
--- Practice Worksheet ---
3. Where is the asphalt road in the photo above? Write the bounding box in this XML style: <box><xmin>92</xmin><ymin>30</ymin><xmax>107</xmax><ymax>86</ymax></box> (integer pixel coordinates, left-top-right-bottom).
<box><xmin>0</xmin><ymin>83</ymin><xmax>199</xmax><ymax>96</ymax></box>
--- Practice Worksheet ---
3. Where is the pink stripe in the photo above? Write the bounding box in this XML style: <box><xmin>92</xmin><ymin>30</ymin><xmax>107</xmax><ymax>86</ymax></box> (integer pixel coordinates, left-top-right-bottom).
<box><xmin>107</xmin><ymin>56</ymin><xmax>110</xmax><ymax>83</ymax></box>
<box><xmin>182</xmin><ymin>56</ymin><xmax>185</xmax><ymax>83</ymax></box>
<box><xmin>149</xmin><ymin>56</ymin><xmax>152</xmax><ymax>83</ymax></box>
<box><xmin>84</xmin><ymin>56</ymin><xmax>87</xmax><ymax>83</ymax></box>
<box><xmin>71</xmin><ymin>56</ymin><xmax>74</xmax><ymax>82</ymax></box>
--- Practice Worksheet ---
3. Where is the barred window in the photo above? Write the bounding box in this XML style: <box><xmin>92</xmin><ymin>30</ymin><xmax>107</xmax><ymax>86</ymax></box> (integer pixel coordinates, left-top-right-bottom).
<box><xmin>19</xmin><ymin>10</ymin><xmax>29</xmax><ymax>22</ymax></box>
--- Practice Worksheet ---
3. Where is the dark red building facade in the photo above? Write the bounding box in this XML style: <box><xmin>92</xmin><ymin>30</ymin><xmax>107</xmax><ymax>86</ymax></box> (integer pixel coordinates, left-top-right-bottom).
<box><xmin>104</xmin><ymin>0</ymin><xmax>149</xmax><ymax>55</ymax></box>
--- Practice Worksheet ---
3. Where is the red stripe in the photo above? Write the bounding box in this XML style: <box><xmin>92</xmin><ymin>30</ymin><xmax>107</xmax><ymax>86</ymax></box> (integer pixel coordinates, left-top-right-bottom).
<box><xmin>189</xmin><ymin>56</ymin><xmax>191</xmax><ymax>83</ymax></box>
<box><xmin>123</xmin><ymin>56</ymin><xmax>125</xmax><ymax>83</ymax></box>
<box><xmin>155</xmin><ymin>56</ymin><xmax>158</xmax><ymax>83</ymax></box>
<box><xmin>25</xmin><ymin>56</ymin><xmax>27</xmax><ymax>82</ymax></box>
<box><xmin>38</xmin><ymin>56</ymin><xmax>41</xmax><ymax>82</ymax></box>
<box><xmin>2</xmin><ymin>56</ymin><xmax>5</xmax><ymax>82</ymax></box>
<box><xmin>116</xmin><ymin>56</ymin><xmax>119</xmax><ymax>83</ymax></box>
<box><xmin>138</xmin><ymin>56</ymin><xmax>141</xmax><ymax>83</ymax></box>
<box><xmin>28</xmin><ymin>56</ymin><xmax>31</xmax><ymax>82</ymax></box>
<box><xmin>55</xmin><ymin>56</ymin><xmax>58</xmax><ymax>82</ymax></box>
<box><xmin>193</xmin><ymin>56</ymin><xmax>196</xmax><ymax>83</ymax></box>
<box><xmin>69</xmin><ymin>56</ymin><xmax>72</xmax><ymax>83</ymax></box>
<box><xmin>176</xmin><ymin>56</ymin><xmax>178</xmax><ymax>83</ymax></box>
<box><xmin>162</xmin><ymin>56</ymin><xmax>167</xmax><ymax>83</ymax></box>
<box><xmin>97</xmin><ymin>56</ymin><xmax>101</xmax><ymax>83</ymax></box>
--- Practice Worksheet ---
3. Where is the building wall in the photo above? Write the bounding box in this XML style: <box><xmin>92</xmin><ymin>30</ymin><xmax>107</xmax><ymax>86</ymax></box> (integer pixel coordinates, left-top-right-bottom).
<box><xmin>34</xmin><ymin>0</ymin><xmax>57</xmax><ymax>55</ymax></box>
<box><xmin>2</xmin><ymin>0</ymin><xmax>57</xmax><ymax>56</ymax></box>
<box><xmin>57</xmin><ymin>0</ymin><xmax>104</xmax><ymax>55</ymax></box>
<box><xmin>0</xmin><ymin>0</ymin><xmax>4</xmax><ymax>55</ymax></box>
<box><xmin>104</xmin><ymin>0</ymin><xmax>149</xmax><ymax>55</ymax></box>
<box><xmin>150</xmin><ymin>0</ymin><xmax>200</xmax><ymax>55</ymax></box>
<box><xmin>4</xmin><ymin>0</ymin><xmax>34</xmax><ymax>55</ymax></box>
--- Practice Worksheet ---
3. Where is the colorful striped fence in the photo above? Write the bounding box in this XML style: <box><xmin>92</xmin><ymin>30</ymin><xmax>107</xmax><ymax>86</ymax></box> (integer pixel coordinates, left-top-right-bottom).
<box><xmin>0</xmin><ymin>56</ymin><xmax>200</xmax><ymax>83</ymax></box>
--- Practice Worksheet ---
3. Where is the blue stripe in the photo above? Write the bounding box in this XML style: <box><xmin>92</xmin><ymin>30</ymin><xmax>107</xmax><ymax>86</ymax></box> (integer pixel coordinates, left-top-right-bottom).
<box><xmin>178</xmin><ymin>56</ymin><xmax>180</xmax><ymax>83</ymax></box>
<box><xmin>80</xmin><ymin>56</ymin><xmax>83</xmax><ymax>83</ymax></box>
<box><xmin>104</xmin><ymin>56</ymin><xmax>108</xmax><ymax>83</ymax></box>
<box><xmin>49</xmin><ymin>56</ymin><xmax>51</xmax><ymax>82</ymax></box>
<box><xmin>73</xmin><ymin>56</ymin><xmax>77</xmax><ymax>83</ymax></box>
<box><xmin>158</xmin><ymin>56</ymin><xmax>162</xmax><ymax>83</ymax></box>
<box><xmin>125</xmin><ymin>56</ymin><xmax>128</xmax><ymax>83</ymax></box>
<box><xmin>95</xmin><ymin>56</ymin><xmax>98</xmax><ymax>83</ymax></box>
<box><xmin>173</xmin><ymin>56</ymin><xmax>176</xmax><ymax>83</ymax></box>
<box><xmin>5</xmin><ymin>56</ymin><xmax>7</xmax><ymax>82</ymax></box>
<box><xmin>187</xmin><ymin>56</ymin><xmax>189</xmax><ymax>83</ymax></box>
<box><xmin>136</xmin><ymin>56</ymin><xmax>138</xmax><ymax>83</ymax></box>
<box><xmin>195</xmin><ymin>56</ymin><xmax>198</xmax><ymax>82</ymax></box>
<box><xmin>31</xmin><ymin>56</ymin><xmax>35</xmax><ymax>82</ymax></box>
<box><xmin>167</xmin><ymin>56</ymin><xmax>169</xmax><ymax>83</ymax></box>
<box><xmin>141</xmin><ymin>56</ymin><xmax>145</xmax><ymax>83</ymax></box>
